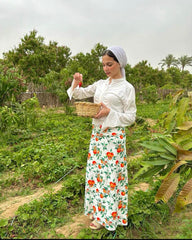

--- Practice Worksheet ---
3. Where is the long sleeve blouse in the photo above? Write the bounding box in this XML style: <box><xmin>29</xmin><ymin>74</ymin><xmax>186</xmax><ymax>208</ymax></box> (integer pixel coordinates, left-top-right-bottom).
<box><xmin>67</xmin><ymin>77</ymin><xmax>136</xmax><ymax>130</ymax></box>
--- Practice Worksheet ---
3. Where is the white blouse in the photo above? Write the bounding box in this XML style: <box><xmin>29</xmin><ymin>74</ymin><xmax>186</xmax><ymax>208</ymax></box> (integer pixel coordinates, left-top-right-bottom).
<box><xmin>67</xmin><ymin>77</ymin><xmax>136</xmax><ymax>130</ymax></box>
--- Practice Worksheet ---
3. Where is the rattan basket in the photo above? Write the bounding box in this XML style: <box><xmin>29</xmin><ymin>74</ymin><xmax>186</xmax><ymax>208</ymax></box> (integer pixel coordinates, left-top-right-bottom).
<box><xmin>74</xmin><ymin>102</ymin><xmax>101</xmax><ymax>117</ymax></box>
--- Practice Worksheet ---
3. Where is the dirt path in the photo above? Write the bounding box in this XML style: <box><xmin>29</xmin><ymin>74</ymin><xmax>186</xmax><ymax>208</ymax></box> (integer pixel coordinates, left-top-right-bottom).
<box><xmin>56</xmin><ymin>214</ymin><xmax>91</xmax><ymax>238</ymax></box>
<box><xmin>0</xmin><ymin>182</ymin><xmax>63</xmax><ymax>219</ymax></box>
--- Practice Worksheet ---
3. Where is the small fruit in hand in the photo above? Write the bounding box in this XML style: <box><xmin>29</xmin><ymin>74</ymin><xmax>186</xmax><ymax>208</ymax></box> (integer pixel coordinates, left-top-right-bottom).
<box><xmin>79</xmin><ymin>81</ymin><xmax>82</xmax><ymax>87</ymax></box>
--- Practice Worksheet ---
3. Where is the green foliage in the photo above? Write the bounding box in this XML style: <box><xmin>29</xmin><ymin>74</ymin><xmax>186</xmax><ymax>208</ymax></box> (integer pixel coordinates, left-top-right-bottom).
<box><xmin>0</xmin><ymin>96</ymin><xmax>39</xmax><ymax>132</ymax></box>
<box><xmin>0</xmin><ymin>173</ymin><xmax>85</xmax><ymax>239</ymax></box>
<box><xmin>128</xmin><ymin>180</ymin><xmax>169</xmax><ymax>228</ymax></box>
<box><xmin>0</xmin><ymin>64</ymin><xmax>26</xmax><ymax>106</ymax></box>
<box><xmin>67</xmin><ymin>43</ymin><xmax>107</xmax><ymax>86</ymax></box>
<box><xmin>39</xmin><ymin>68</ymin><xmax>70</xmax><ymax>104</ymax></box>
<box><xmin>175</xmin><ymin>218</ymin><xmax>192</xmax><ymax>239</ymax></box>
<box><xmin>142</xmin><ymin>84</ymin><xmax>159</xmax><ymax>103</ymax></box>
<box><xmin>3</xmin><ymin>30</ymin><xmax>71</xmax><ymax>83</ymax></box>
<box><xmin>159</xmin><ymin>90</ymin><xmax>192</xmax><ymax>136</ymax></box>
<box><xmin>135</xmin><ymin>92</ymin><xmax>192</xmax><ymax>214</ymax></box>
<box><xmin>136</xmin><ymin>100</ymin><xmax>170</xmax><ymax>119</ymax></box>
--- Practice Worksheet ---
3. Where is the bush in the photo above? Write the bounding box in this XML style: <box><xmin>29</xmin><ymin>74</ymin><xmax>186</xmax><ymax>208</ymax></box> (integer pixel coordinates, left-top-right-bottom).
<box><xmin>0</xmin><ymin>64</ymin><xmax>26</xmax><ymax>106</ymax></box>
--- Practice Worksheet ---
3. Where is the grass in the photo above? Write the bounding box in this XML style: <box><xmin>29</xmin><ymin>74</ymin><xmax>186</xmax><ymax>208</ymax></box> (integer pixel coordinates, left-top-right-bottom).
<box><xmin>136</xmin><ymin>100</ymin><xmax>170</xmax><ymax>119</ymax></box>
<box><xmin>155</xmin><ymin>206</ymin><xmax>192</xmax><ymax>239</ymax></box>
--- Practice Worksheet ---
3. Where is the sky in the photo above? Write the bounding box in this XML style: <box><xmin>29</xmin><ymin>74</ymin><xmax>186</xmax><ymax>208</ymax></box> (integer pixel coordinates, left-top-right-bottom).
<box><xmin>0</xmin><ymin>0</ymin><xmax>192</xmax><ymax>70</ymax></box>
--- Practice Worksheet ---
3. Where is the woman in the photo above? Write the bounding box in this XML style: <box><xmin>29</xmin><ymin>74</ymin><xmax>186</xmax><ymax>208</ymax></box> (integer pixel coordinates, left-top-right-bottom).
<box><xmin>67</xmin><ymin>46</ymin><xmax>136</xmax><ymax>231</ymax></box>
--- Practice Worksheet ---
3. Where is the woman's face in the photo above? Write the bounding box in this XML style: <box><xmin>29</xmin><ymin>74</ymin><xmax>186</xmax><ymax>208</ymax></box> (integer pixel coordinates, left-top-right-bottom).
<box><xmin>102</xmin><ymin>55</ymin><xmax>122</xmax><ymax>79</ymax></box>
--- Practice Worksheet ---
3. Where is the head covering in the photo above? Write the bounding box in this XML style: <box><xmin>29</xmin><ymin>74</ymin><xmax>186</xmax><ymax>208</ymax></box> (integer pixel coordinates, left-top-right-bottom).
<box><xmin>107</xmin><ymin>46</ymin><xmax>127</xmax><ymax>78</ymax></box>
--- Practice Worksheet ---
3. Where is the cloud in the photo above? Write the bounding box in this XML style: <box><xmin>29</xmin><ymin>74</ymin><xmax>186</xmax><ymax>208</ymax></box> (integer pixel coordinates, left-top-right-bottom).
<box><xmin>0</xmin><ymin>0</ymin><xmax>192</xmax><ymax>70</ymax></box>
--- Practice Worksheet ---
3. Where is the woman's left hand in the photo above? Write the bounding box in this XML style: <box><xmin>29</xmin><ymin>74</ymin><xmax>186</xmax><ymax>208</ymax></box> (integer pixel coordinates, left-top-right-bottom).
<box><xmin>94</xmin><ymin>102</ymin><xmax>110</xmax><ymax>119</ymax></box>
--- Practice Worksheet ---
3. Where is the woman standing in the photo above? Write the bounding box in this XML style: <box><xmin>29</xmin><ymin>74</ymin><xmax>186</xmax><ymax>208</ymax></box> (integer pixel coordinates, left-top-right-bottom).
<box><xmin>67</xmin><ymin>46</ymin><xmax>136</xmax><ymax>231</ymax></box>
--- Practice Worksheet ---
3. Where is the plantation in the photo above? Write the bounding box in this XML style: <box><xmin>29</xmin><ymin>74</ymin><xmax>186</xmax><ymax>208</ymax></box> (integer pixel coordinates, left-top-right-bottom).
<box><xmin>1</xmin><ymin>30</ymin><xmax>192</xmax><ymax>239</ymax></box>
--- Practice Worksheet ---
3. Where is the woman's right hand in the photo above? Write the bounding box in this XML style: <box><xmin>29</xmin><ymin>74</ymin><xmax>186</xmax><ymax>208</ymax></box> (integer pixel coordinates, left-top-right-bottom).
<box><xmin>72</xmin><ymin>72</ymin><xmax>83</xmax><ymax>89</ymax></box>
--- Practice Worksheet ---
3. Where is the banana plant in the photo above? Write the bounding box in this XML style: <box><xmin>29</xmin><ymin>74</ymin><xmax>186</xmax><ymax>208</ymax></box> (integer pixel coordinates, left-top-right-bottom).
<box><xmin>160</xmin><ymin>90</ymin><xmax>191</xmax><ymax>134</ymax></box>
<box><xmin>135</xmin><ymin>90</ymin><xmax>192</xmax><ymax>212</ymax></box>
<box><xmin>135</xmin><ymin>136</ymin><xmax>192</xmax><ymax>212</ymax></box>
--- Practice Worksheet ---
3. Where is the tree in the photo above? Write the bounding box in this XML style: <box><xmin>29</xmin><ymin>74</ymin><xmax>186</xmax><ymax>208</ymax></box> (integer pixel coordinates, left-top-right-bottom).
<box><xmin>177</xmin><ymin>55</ymin><xmax>192</xmax><ymax>71</ymax></box>
<box><xmin>67</xmin><ymin>43</ymin><xmax>107</xmax><ymax>86</ymax></box>
<box><xmin>3</xmin><ymin>30</ymin><xmax>71</xmax><ymax>83</ymax></box>
<box><xmin>159</xmin><ymin>54</ymin><xmax>178</xmax><ymax>69</ymax></box>
<box><xmin>128</xmin><ymin>60</ymin><xmax>167</xmax><ymax>94</ymax></box>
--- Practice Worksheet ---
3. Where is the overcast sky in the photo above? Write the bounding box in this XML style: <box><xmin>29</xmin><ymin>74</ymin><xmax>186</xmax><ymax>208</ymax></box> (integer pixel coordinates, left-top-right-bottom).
<box><xmin>0</xmin><ymin>0</ymin><xmax>192</xmax><ymax>70</ymax></box>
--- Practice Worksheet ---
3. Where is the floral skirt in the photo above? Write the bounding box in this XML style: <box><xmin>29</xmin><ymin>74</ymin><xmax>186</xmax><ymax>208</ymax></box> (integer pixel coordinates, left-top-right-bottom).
<box><xmin>84</xmin><ymin>125</ymin><xmax>128</xmax><ymax>231</ymax></box>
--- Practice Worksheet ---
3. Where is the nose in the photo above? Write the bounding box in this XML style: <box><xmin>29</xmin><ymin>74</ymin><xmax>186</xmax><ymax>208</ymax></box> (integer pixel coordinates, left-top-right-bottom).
<box><xmin>103</xmin><ymin>65</ymin><xmax>109</xmax><ymax>71</ymax></box>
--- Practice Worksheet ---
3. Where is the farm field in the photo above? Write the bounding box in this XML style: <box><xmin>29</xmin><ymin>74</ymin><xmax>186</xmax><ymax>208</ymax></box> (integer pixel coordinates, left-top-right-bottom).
<box><xmin>1</xmin><ymin>100</ymin><xmax>192</xmax><ymax>239</ymax></box>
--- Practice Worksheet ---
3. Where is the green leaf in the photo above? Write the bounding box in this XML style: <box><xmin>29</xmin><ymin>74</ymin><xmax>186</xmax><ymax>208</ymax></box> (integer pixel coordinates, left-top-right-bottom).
<box><xmin>132</xmin><ymin>165</ymin><xmax>150</xmax><ymax>180</ymax></box>
<box><xmin>175</xmin><ymin>128</ymin><xmax>192</xmax><ymax>150</ymax></box>
<box><xmin>140</xmin><ymin>141</ymin><xmax>168</xmax><ymax>153</ymax></box>
<box><xmin>135</xmin><ymin>165</ymin><xmax>163</xmax><ymax>180</ymax></box>
<box><xmin>160</xmin><ymin>153</ymin><xmax>176</xmax><ymax>161</ymax></box>
<box><xmin>158</xmin><ymin>137</ymin><xmax>177</xmax><ymax>156</ymax></box>
<box><xmin>177</xmin><ymin>98</ymin><xmax>189</xmax><ymax>126</ymax></box>
<box><xmin>0</xmin><ymin>219</ymin><xmax>8</xmax><ymax>227</ymax></box>
<box><xmin>144</xmin><ymin>160</ymin><xmax>170</xmax><ymax>166</ymax></box>
<box><xmin>164</xmin><ymin>109</ymin><xmax>177</xmax><ymax>130</ymax></box>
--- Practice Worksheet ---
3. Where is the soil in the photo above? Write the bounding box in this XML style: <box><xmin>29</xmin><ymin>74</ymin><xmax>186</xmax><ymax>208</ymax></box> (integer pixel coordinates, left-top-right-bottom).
<box><xmin>56</xmin><ymin>214</ymin><xmax>91</xmax><ymax>238</ymax></box>
<box><xmin>0</xmin><ymin>182</ymin><xmax>63</xmax><ymax>219</ymax></box>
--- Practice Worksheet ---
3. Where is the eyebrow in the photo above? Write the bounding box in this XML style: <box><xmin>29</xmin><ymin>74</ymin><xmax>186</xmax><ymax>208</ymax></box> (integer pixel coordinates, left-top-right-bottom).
<box><xmin>102</xmin><ymin>61</ymin><xmax>114</xmax><ymax>64</ymax></box>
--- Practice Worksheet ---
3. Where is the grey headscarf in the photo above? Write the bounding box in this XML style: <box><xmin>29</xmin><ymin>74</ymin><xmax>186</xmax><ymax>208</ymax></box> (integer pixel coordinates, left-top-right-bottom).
<box><xmin>107</xmin><ymin>46</ymin><xmax>127</xmax><ymax>78</ymax></box>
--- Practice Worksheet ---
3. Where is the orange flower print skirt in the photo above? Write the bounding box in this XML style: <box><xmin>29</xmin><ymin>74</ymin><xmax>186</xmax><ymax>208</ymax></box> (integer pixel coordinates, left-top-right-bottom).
<box><xmin>84</xmin><ymin>125</ymin><xmax>128</xmax><ymax>231</ymax></box>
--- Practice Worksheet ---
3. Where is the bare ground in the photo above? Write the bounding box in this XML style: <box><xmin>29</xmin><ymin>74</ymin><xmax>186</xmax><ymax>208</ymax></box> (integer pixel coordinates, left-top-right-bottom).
<box><xmin>0</xmin><ymin>182</ymin><xmax>63</xmax><ymax>219</ymax></box>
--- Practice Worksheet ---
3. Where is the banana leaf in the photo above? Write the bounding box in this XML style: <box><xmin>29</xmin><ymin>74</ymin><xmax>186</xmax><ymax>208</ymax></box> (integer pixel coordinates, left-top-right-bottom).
<box><xmin>166</xmin><ymin>161</ymin><xmax>187</xmax><ymax>178</ymax></box>
<box><xmin>144</xmin><ymin>160</ymin><xmax>170</xmax><ymax>166</ymax></box>
<box><xmin>133</xmin><ymin>164</ymin><xmax>150</xmax><ymax>180</ymax></box>
<box><xmin>182</xmin><ymin>142</ymin><xmax>192</xmax><ymax>151</ymax></box>
<box><xmin>176</xmin><ymin>98</ymin><xmax>189</xmax><ymax>126</ymax></box>
<box><xmin>175</xmin><ymin>128</ymin><xmax>192</xmax><ymax>150</ymax></box>
<box><xmin>134</xmin><ymin>165</ymin><xmax>163</xmax><ymax>180</ymax></box>
<box><xmin>160</xmin><ymin>153</ymin><xmax>176</xmax><ymax>161</ymax></box>
<box><xmin>155</xmin><ymin>173</ymin><xmax>180</xmax><ymax>203</ymax></box>
<box><xmin>177</xmin><ymin>121</ymin><xmax>192</xmax><ymax>131</ymax></box>
<box><xmin>158</xmin><ymin>137</ymin><xmax>177</xmax><ymax>156</ymax></box>
<box><xmin>164</xmin><ymin>109</ymin><xmax>177</xmax><ymax>131</ymax></box>
<box><xmin>172</xmin><ymin>90</ymin><xmax>183</xmax><ymax>106</ymax></box>
<box><xmin>140</xmin><ymin>141</ymin><xmax>169</xmax><ymax>153</ymax></box>
<box><xmin>175</xmin><ymin>178</ymin><xmax>192</xmax><ymax>212</ymax></box>
<box><xmin>177</xmin><ymin>149</ymin><xmax>192</xmax><ymax>161</ymax></box>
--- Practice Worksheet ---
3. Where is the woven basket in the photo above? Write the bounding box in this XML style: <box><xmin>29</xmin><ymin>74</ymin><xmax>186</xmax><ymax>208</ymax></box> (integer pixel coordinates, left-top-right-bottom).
<box><xmin>74</xmin><ymin>102</ymin><xmax>101</xmax><ymax>117</ymax></box>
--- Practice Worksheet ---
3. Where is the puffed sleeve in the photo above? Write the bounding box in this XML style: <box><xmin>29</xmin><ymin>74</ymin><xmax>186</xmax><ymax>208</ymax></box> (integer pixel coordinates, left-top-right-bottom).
<box><xmin>102</xmin><ymin>84</ymin><xmax>136</xmax><ymax>129</ymax></box>
<box><xmin>67</xmin><ymin>80</ymin><xmax>98</xmax><ymax>100</ymax></box>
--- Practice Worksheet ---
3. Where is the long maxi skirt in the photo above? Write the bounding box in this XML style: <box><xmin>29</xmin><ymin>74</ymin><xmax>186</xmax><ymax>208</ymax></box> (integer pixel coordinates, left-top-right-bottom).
<box><xmin>84</xmin><ymin>125</ymin><xmax>128</xmax><ymax>231</ymax></box>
